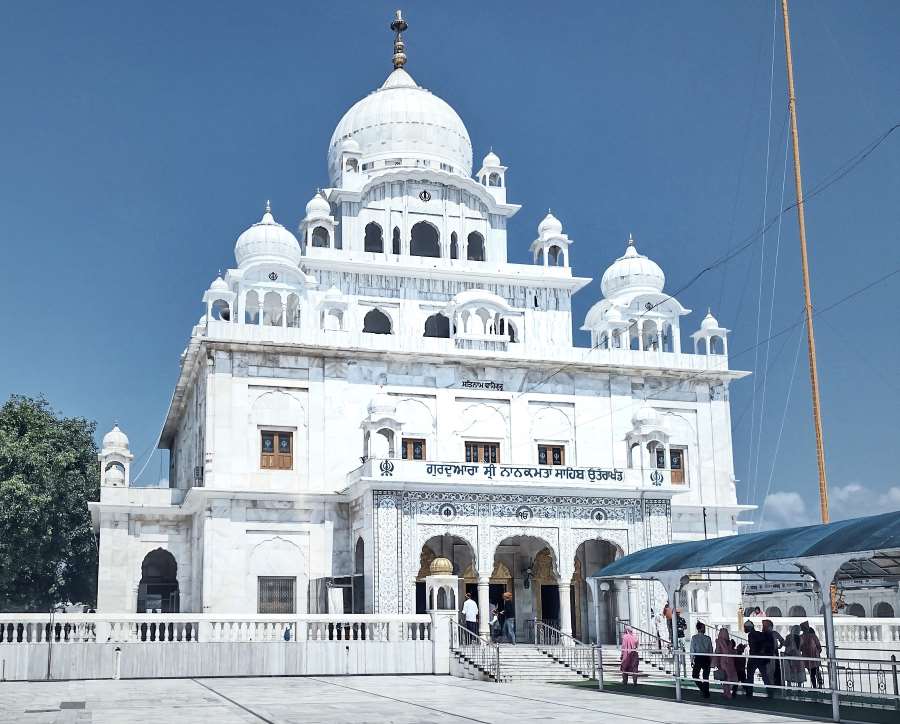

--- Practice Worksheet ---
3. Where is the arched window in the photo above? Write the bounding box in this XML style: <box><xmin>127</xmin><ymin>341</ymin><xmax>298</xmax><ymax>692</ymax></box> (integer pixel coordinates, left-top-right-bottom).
<box><xmin>548</xmin><ymin>245</ymin><xmax>563</xmax><ymax>266</ymax></box>
<box><xmin>363</xmin><ymin>308</ymin><xmax>392</xmax><ymax>334</ymax></box>
<box><xmin>410</xmin><ymin>221</ymin><xmax>440</xmax><ymax>257</ymax></box>
<box><xmin>244</xmin><ymin>291</ymin><xmax>260</xmax><ymax>324</ymax></box>
<box><xmin>424</xmin><ymin>313</ymin><xmax>450</xmax><ymax>338</ymax></box>
<box><xmin>846</xmin><ymin>603</ymin><xmax>866</xmax><ymax>617</ymax></box>
<box><xmin>629</xmin><ymin>321</ymin><xmax>640</xmax><ymax>350</ymax></box>
<box><xmin>467</xmin><ymin>232</ymin><xmax>485</xmax><ymax>261</ymax></box>
<box><xmin>311</xmin><ymin>226</ymin><xmax>330</xmax><ymax>248</ymax></box>
<box><xmin>345</xmin><ymin>158</ymin><xmax>358</xmax><ymax>173</ymax></box>
<box><xmin>263</xmin><ymin>292</ymin><xmax>282</xmax><ymax>326</ymax></box>
<box><xmin>710</xmin><ymin>335</ymin><xmax>724</xmax><ymax>355</ymax></box>
<box><xmin>488</xmin><ymin>172</ymin><xmax>501</xmax><ymax>187</ymax></box>
<box><xmin>788</xmin><ymin>605</ymin><xmax>807</xmax><ymax>617</ymax></box>
<box><xmin>364</xmin><ymin>222</ymin><xmax>383</xmax><ymax>253</ymax></box>
<box><xmin>696</xmin><ymin>337</ymin><xmax>707</xmax><ymax>355</ymax></box>
<box><xmin>450</xmin><ymin>232</ymin><xmax>458</xmax><ymax>259</ymax></box>
<box><xmin>392</xmin><ymin>226</ymin><xmax>401</xmax><ymax>255</ymax></box>
<box><xmin>765</xmin><ymin>606</ymin><xmax>783</xmax><ymax>617</ymax></box>
<box><xmin>873</xmin><ymin>602</ymin><xmax>895</xmax><ymax>617</ymax></box>
<box><xmin>211</xmin><ymin>299</ymin><xmax>230</xmax><ymax>321</ymax></box>
<box><xmin>286</xmin><ymin>294</ymin><xmax>300</xmax><ymax>328</ymax></box>
<box><xmin>353</xmin><ymin>538</ymin><xmax>365</xmax><ymax>613</ymax></box>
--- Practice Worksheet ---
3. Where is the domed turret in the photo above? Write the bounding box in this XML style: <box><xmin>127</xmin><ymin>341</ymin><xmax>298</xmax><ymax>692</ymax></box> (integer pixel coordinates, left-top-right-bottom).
<box><xmin>701</xmin><ymin>310</ymin><xmax>720</xmax><ymax>330</ymax></box>
<box><xmin>327</xmin><ymin>13</ymin><xmax>472</xmax><ymax>185</ymax></box>
<box><xmin>430</xmin><ymin>557</ymin><xmax>454</xmax><ymax>575</ymax></box>
<box><xmin>99</xmin><ymin>424</ymin><xmax>133</xmax><ymax>487</ymax></box>
<box><xmin>538</xmin><ymin>212</ymin><xmax>563</xmax><ymax>238</ymax></box>
<box><xmin>210</xmin><ymin>275</ymin><xmax>228</xmax><ymax>292</ymax></box>
<box><xmin>482</xmin><ymin>150</ymin><xmax>500</xmax><ymax>167</ymax></box>
<box><xmin>102</xmin><ymin>424</ymin><xmax>129</xmax><ymax>453</ymax></box>
<box><xmin>305</xmin><ymin>192</ymin><xmax>331</xmax><ymax>219</ymax></box>
<box><xmin>234</xmin><ymin>202</ymin><xmax>302</xmax><ymax>268</ymax></box>
<box><xmin>600</xmin><ymin>235</ymin><xmax>665</xmax><ymax>298</ymax></box>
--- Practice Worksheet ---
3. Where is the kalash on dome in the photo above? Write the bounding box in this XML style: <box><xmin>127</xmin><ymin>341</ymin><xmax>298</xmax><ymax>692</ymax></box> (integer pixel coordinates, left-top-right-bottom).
<box><xmin>90</xmin><ymin>11</ymin><xmax>747</xmax><ymax>644</ymax></box>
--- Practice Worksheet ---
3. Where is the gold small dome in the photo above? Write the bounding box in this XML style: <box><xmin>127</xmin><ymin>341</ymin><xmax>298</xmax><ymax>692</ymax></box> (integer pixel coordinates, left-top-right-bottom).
<box><xmin>430</xmin><ymin>556</ymin><xmax>454</xmax><ymax>575</ymax></box>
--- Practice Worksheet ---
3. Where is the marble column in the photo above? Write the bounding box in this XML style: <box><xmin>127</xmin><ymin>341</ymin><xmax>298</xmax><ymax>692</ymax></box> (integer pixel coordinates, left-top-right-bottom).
<box><xmin>627</xmin><ymin>580</ymin><xmax>642</xmax><ymax>630</ymax></box>
<box><xmin>477</xmin><ymin>576</ymin><xmax>491</xmax><ymax>639</ymax></box>
<box><xmin>558</xmin><ymin>582</ymin><xmax>573</xmax><ymax>639</ymax></box>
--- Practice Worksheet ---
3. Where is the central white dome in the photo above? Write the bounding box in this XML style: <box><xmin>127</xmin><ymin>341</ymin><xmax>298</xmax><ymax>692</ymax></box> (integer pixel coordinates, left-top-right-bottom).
<box><xmin>328</xmin><ymin>68</ymin><xmax>473</xmax><ymax>185</ymax></box>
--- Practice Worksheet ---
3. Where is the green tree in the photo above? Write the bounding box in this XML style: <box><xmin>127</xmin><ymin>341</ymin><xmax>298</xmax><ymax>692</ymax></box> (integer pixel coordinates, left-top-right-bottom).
<box><xmin>0</xmin><ymin>395</ymin><xmax>99</xmax><ymax>611</ymax></box>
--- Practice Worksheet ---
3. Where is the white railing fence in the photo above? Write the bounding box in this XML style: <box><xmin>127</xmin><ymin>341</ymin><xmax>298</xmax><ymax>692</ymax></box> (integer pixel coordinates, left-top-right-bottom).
<box><xmin>0</xmin><ymin>613</ymin><xmax>432</xmax><ymax>645</ymax></box>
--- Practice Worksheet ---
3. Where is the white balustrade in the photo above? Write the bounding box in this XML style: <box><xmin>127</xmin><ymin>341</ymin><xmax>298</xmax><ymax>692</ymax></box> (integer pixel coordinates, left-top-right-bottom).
<box><xmin>0</xmin><ymin>613</ymin><xmax>432</xmax><ymax>644</ymax></box>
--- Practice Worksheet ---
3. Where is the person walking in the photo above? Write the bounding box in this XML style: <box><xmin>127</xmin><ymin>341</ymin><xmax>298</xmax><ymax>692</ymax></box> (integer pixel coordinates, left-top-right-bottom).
<box><xmin>461</xmin><ymin>592</ymin><xmax>479</xmax><ymax>639</ymax></box>
<box><xmin>620</xmin><ymin>626</ymin><xmax>640</xmax><ymax>685</ymax></box>
<box><xmin>501</xmin><ymin>591</ymin><xmax>516</xmax><ymax>645</ymax></box>
<box><xmin>744</xmin><ymin>621</ymin><xmax>773</xmax><ymax>697</ymax></box>
<box><xmin>783</xmin><ymin>625</ymin><xmax>807</xmax><ymax>691</ymax></box>
<box><xmin>800</xmin><ymin>621</ymin><xmax>823</xmax><ymax>689</ymax></box>
<box><xmin>714</xmin><ymin>628</ymin><xmax>738</xmax><ymax>700</ymax></box>
<box><xmin>663</xmin><ymin>602</ymin><xmax>673</xmax><ymax>646</ymax></box>
<box><xmin>690</xmin><ymin>622</ymin><xmax>713</xmax><ymax>698</ymax></box>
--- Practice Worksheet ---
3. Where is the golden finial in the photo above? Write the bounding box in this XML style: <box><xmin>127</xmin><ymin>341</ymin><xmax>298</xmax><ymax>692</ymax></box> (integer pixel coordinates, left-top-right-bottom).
<box><xmin>391</xmin><ymin>10</ymin><xmax>408</xmax><ymax>69</ymax></box>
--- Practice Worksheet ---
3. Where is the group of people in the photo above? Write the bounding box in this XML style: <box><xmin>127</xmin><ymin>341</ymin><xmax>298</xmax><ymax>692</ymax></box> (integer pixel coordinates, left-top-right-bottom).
<box><xmin>622</xmin><ymin>618</ymin><xmax>825</xmax><ymax>700</ymax></box>
<box><xmin>460</xmin><ymin>591</ymin><xmax>517</xmax><ymax>644</ymax></box>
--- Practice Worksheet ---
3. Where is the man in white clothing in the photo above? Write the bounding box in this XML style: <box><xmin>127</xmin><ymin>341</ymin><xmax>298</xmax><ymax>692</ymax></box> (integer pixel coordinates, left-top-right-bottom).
<box><xmin>462</xmin><ymin>592</ymin><xmax>479</xmax><ymax>637</ymax></box>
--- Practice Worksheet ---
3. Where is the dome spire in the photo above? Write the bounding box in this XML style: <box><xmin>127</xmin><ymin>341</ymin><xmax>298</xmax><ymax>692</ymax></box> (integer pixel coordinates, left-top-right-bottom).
<box><xmin>390</xmin><ymin>10</ymin><xmax>408</xmax><ymax>69</ymax></box>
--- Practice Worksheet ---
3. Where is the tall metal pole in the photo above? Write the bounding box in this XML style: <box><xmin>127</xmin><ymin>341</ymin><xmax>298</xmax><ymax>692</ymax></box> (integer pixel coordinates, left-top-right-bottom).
<box><xmin>780</xmin><ymin>0</ymin><xmax>830</xmax><ymax>523</ymax></box>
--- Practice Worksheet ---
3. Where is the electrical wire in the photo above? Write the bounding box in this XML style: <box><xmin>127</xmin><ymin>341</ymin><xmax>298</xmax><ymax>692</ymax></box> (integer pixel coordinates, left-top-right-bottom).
<box><xmin>751</xmin><ymin>114</ymin><xmax>792</xmax><ymax>506</ymax></box>
<box><xmin>757</xmin><ymin>322</ymin><xmax>805</xmax><ymax>528</ymax></box>
<box><xmin>746</xmin><ymin>0</ymin><xmax>781</xmax><ymax>511</ymax></box>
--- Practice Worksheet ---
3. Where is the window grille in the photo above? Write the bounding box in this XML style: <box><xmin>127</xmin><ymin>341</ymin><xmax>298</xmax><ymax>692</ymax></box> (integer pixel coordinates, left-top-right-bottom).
<box><xmin>258</xmin><ymin>576</ymin><xmax>296</xmax><ymax>614</ymax></box>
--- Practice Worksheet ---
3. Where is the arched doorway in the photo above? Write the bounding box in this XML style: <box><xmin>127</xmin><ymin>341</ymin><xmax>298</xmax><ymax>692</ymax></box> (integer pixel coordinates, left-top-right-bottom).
<box><xmin>137</xmin><ymin>549</ymin><xmax>179</xmax><ymax>613</ymax></box>
<box><xmin>415</xmin><ymin>534</ymin><xmax>476</xmax><ymax>614</ymax></box>
<box><xmin>572</xmin><ymin>539</ymin><xmax>621</xmax><ymax>643</ymax></box>
<box><xmin>493</xmin><ymin>535</ymin><xmax>558</xmax><ymax>643</ymax></box>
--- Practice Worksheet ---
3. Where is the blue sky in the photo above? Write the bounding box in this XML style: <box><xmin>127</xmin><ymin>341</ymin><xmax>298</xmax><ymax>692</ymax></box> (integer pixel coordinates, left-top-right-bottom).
<box><xmin>1</xmin><ymin>1</ymin><xmax>898</xmax><ymax>526</ymax></box>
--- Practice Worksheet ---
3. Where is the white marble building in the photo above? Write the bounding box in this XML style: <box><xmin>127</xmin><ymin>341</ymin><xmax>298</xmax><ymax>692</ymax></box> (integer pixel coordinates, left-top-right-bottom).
<box><xmin>90</xmin><ymin>14</ymin><xmax>751</xmax><ymax>643</ymax></box>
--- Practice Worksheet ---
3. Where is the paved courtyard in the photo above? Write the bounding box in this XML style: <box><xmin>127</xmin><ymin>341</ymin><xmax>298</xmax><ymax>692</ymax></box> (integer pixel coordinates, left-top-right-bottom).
<box><xmin>0</xmin><ymin>675</ymin><xmax>832</xmax><ymax>723</ymax></box>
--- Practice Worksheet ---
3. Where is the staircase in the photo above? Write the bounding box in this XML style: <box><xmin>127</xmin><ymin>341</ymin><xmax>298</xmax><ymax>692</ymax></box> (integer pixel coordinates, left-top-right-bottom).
<box><xmin>452</xmin><ymin>644</ymin><xmax>596</xmax><ymax>682</ymax></box>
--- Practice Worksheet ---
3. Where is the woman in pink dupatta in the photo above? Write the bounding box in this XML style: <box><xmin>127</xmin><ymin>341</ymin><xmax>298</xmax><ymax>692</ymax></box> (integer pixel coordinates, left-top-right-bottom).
<box><xmin>620</xmin><ymin>626</ymin><xmax>640</xmax><ymax>685</ymax></box>
<box><xmin>714</xmin><ymin>628</ymin><xmax>738</xmax><ymax>699</ymax></box>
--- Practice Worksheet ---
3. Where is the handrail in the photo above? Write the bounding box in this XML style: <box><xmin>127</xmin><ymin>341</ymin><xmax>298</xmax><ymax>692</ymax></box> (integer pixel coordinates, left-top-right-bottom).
<box><xmin>450</xmin><ymin>620</ymin><xmax>500</xmax><ymax>682</ymax></box>
<box><xmin>531</xmin><ymin>618</ymin><xmax>590</xmax><ymax>647</ymax></box>
<box><xmin>616</xmin><ymin>618</ymin><xmax>672</xmax><ymax>648</ymax></box>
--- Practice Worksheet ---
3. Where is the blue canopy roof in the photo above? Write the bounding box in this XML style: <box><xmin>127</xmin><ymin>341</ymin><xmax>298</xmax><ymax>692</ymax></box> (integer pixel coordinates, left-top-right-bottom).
<box><xmin>594</xmin><ymin>509</ymin><xmax>900</xmax><ymax>579</ymax></box>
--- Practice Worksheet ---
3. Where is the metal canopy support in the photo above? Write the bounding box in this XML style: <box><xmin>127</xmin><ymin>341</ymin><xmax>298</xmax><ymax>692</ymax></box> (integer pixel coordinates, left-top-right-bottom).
<box><xmin>799</xmin><ymin>553</ymin><xmax>863</xmax><ymax>723</ymax></box>
<box><xmin>657</xmin><ymin>571</ymin><xmax>686</xmax><ymax>704</ymax></box>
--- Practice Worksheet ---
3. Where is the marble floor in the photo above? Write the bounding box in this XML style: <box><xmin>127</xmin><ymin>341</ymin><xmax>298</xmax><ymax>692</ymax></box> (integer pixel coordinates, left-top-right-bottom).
<box><xmin>0</xmin><ymin>675</ymin><xmax>831</xmax><ymax>723</ymax></box>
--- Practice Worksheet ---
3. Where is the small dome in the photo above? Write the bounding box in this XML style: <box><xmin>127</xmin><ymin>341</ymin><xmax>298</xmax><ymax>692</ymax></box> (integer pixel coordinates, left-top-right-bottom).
<box><xmin>105</xmin><ymin>464</ymin><xmax>125</xmax><ymax>486</ymax></box>
<box><xmin>601</xmin><ymin>236</ymin><xmax>665</xmax><ymax>298</ymax></box>
<box><xmin>324</xmin><ymin>285</ymin><xmax>343</xmax><ymax>300</ymax></box>
<box><xmin>210</xmin><ymin>276</ymin><xmax>229</xmax><ymax>292</ymax></box>
<box><xmin>701</xmin><ymin>310</ymin><xmax>720</xmax><ymax>330</ymax></box>
<box><xmin>606</xmin><ymin>306</ymin><xmax>624</xmax><ymax>323</ymax></box>
<box><xmin>538</xmin><ymin>212</ymin><xmax>563</xmax><ymax>237</ymax></box>
<box><xmin>339</xmin><ymin>138</ymin><xmax>361</xmax><ymax>154</ymax></box>
<box><xmin>430</xmin><ymin>557</ymin><xmax>454</xmax><ymax>575</ymax></box>
<box><xmin>482</xmin><ymin>150</ymin><xmax>501</xmax><ymax>167</ymax></box>
<box><xmin>102</xmin><ymin>424</ymin><xmax>129</xmax><ymax>452</ymax></box>
<box><xmin>305</xmin><ymin>192</ymin><xmax>331</xmax><ymax>219</ymax></box>
<box><xmin>234</xmin><ymin>203</ymin><xmax>302</xmax><ymax>268</ymax></box>
<box><xmin>367</xmin><ymin>391</ymin><xmax>397</xmax><ymax>417</ymax></box>
<box><xmin>328</xmin><ymin>68</ymin><xmax>472</xmax><ymax>185</ymax></box>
